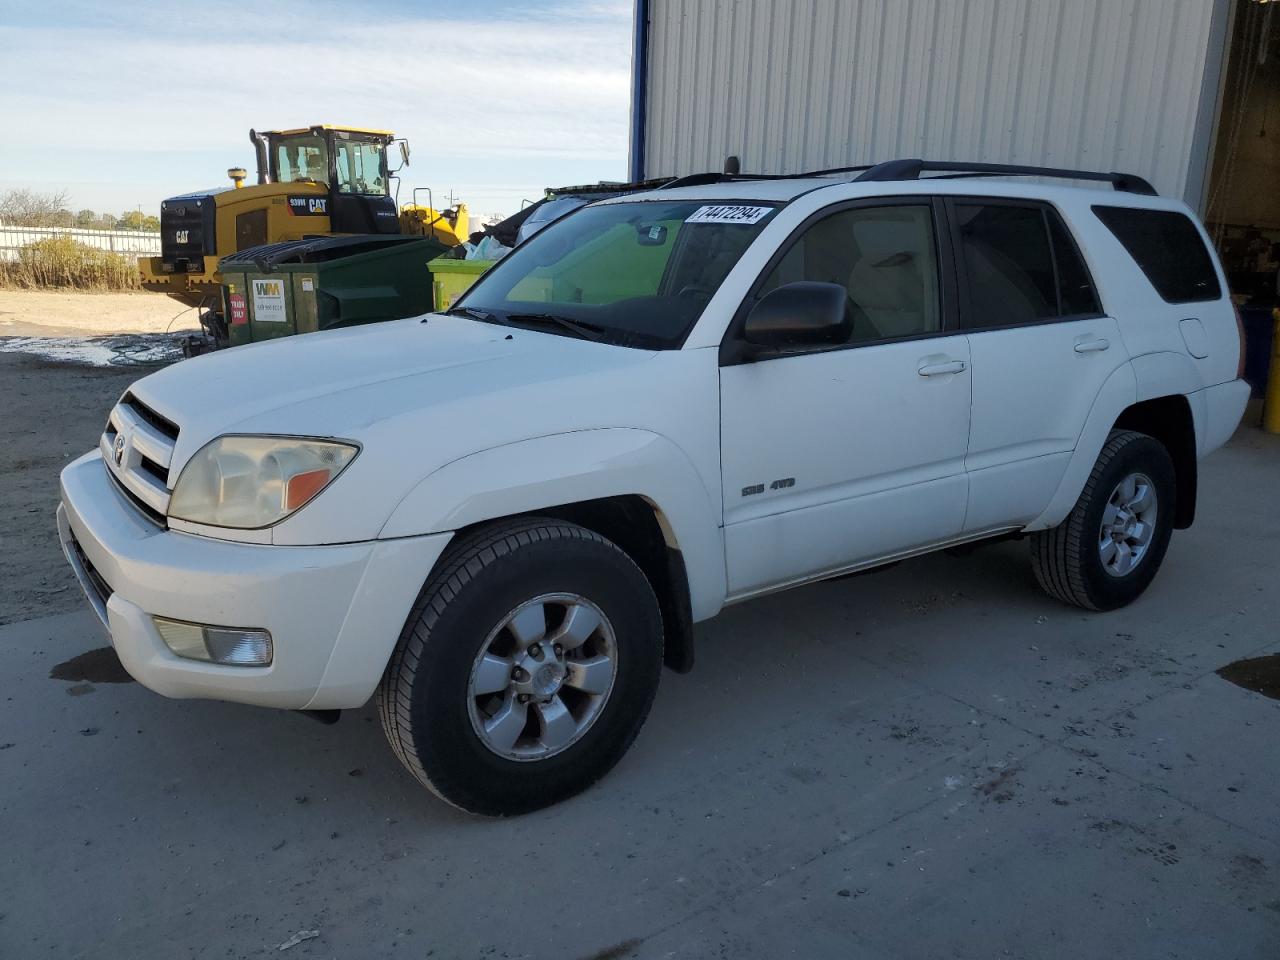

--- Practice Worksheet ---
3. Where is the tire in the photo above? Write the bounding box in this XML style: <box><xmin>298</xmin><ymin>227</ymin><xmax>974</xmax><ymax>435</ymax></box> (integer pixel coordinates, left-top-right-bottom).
<box><xmin>1030</xmin><ymin>430</ymin><xmax>1176</xmax><ymax>611</ymax></box>
<box><xmin>377</xmin><ymin>518</ymin><xmax>664</xmax><ymax>816</ymax></box>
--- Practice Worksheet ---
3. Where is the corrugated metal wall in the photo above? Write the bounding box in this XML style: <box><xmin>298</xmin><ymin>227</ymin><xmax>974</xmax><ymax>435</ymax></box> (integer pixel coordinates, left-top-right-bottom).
<box><xmin>642</xmin><ymin>0</ymin><xmax>1221</xmax><ymax>201</ymax></box>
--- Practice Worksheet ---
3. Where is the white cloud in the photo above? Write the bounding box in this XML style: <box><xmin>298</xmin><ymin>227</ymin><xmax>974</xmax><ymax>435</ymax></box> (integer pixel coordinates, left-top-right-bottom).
<box><xmin>0</xmin><ymin>0</ymin><xmax>634</xmax><ymax>216</ymax></box>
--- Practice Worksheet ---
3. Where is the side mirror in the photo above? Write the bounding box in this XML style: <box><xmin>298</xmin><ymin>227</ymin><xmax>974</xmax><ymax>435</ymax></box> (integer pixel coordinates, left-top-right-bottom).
<box><xmin>389</xmin><ymin>139</ymin><xmax>410</xmax><ymax>173</ymax></box>
<box><xmin>742</xmin><ymin>281</ymin><xmax>852</xmax><ymax>351</ymax></box>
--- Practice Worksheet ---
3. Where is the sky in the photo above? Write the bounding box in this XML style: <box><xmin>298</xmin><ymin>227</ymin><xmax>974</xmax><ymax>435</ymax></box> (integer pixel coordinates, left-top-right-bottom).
<box><xmin>0</xmin><ymin>0</ymin><xmax>634</xmax><ymax>221</ymax></box>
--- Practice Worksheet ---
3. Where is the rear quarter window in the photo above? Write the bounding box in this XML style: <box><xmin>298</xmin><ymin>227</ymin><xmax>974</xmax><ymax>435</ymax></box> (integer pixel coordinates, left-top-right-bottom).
<box><xmin>1092</xmin><ymin>206</ymin><xmax>1222</xmax><ymax>304</ymax></box>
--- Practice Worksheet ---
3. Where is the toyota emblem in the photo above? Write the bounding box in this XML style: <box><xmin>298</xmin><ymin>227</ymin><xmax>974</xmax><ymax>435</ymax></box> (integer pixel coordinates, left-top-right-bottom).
<box><xmin>113</xmin><ymin>433</ymin><xmax>126</xmax><ymax>466</ymax></box>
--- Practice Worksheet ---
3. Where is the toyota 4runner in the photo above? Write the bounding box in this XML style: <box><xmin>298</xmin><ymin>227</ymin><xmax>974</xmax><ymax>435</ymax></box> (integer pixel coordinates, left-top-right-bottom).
<box><xmin>58</xmin><ymin>159</ymin><xmax>1250</xmax><ymax>815</ymax></box>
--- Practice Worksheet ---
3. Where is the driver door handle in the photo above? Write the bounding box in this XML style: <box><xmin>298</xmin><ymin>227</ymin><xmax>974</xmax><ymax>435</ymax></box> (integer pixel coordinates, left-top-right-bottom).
<box><xmin>1074</xmin><ymin>337</ymin><xmax>1110</xmax><ymax>353</ymax></box>
<box><xmin>917</xmin><ymin>359</ymin><xmax>967</xmax><ymax>377</ymax></box>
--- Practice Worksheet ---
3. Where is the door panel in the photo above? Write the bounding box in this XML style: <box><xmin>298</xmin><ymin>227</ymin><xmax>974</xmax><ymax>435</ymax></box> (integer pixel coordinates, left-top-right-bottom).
<box><xmin>721</xmin><ymin>335</ymin><xmax>971</xmax><ymax>596</ymax></box>
<box><xmin>235</xmin><ymin>209</ymin><xmax>268</xmax><ymax>252</ymax></box>
<box><xmin>964</xmin><ymin>317</ymin><xmax>1125</xmax><ymax>529</ymax></box>
<box><xmin>950</xmin><ymin>197</ymin><xmax>1130</xmax><ymax>531</ymax></box>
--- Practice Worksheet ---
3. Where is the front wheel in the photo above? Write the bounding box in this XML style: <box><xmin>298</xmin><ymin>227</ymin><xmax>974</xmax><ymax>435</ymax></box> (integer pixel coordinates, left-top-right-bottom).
<box><xmin>1030</xmin><ymin>430</ymin><xmax>1176</xmax><ymax>611</ymax></box>
<box><xmin>377</xmin><ymin>518</ymin><xmax>663</xmax><ymax>815</ymax></box>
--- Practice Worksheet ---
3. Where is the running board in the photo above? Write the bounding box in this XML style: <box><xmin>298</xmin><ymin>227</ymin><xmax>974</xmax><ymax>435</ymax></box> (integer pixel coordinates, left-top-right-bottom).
<box><xmin>724</xmin><ymin>526</ymin><xmax>1023</xmax><ymax>606</ymax></box>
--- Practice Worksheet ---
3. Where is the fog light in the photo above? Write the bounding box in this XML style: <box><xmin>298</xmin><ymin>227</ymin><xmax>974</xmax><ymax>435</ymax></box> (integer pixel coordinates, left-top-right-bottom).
<box><xmin>154</xmin><ymin>617</ymin><xmax>273</xmax><ymax>666</ymax></box>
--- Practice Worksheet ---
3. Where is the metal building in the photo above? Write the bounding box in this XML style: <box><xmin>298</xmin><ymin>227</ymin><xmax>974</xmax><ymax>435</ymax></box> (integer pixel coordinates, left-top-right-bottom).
<box><xmin>627</xmin><ymin>0</ymin><xmax>1280</xmax><ymax>408</ymax></box>
<box><xmin>629</xmin><ymin>0</ymin><xmax>1232</xmax><ymax>209</ymax></box>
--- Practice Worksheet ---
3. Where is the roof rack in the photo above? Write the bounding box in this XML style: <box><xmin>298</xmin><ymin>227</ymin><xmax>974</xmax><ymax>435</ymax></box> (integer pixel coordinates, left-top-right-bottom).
<box><xmin>657</xmin><ymin>157</ymin><xmax>1159</xmax><ymax>196</ymax></box>
<box><xmin>793</xmin><ymin>163</ymin><xmax>876</xmax><ymax>178</ymax></box>
<box><xmin>660</xmin><ymin>155</ymin><xmax>809</xmax><ymax>190</ymax></box>
<box><xmin>854</xmin><ymin>159</ymin><xmax>1157</xmax><ymax>195</ymax></box>
<box><xmin>660</xmin><ymin>171</ymin><xmax>794</xmax><ymax>189</ymax></box>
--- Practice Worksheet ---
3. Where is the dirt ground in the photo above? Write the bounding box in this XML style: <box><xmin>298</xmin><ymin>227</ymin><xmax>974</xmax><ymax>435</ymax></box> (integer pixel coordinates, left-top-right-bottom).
<box><xmin>1</xmin><ymin>311</ymin><xmax>1278</xmax><ymax>957</ymax></box>
<box><xmin>1</xmin><ymin>292</ymin><xmax>195</xmax><ymax>620</ymax></box>
<box><xmin>1</xmin><ymin>352</ymin><xmax>146</xmax><ymax>624</ymax></box>
<box><xmin>2</xmin><ymin>425</ymin><xmax>1277</xmax><ymax>959</ymax></box>
<box><xmin>0</xmin><ymin>289</ymin><xmax>200</xmax><ymax>337</ymax></box>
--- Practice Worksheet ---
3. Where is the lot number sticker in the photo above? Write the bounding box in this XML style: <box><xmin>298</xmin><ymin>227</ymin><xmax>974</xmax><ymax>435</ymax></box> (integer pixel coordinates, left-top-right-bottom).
<box><xmin>686</xmin><ymin>205</ymin><xmax>773</xmax><ymax>225</ymax></box>
<box><xmin>251</xmin><ymin>279</ymin><xmax>287</xmax><ymax>323</ymax></box>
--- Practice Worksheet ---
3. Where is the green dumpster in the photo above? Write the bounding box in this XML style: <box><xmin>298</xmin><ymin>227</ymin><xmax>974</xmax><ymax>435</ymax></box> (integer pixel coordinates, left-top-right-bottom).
<box><xmin>219</xmin><ymin>234</ymin><xmax>446</xmax><ymax>348</ymax></box>
<box><xmin>427</xmin><ymin>256</ymin><xmax>496</xmax><ymax>312</ymax></box>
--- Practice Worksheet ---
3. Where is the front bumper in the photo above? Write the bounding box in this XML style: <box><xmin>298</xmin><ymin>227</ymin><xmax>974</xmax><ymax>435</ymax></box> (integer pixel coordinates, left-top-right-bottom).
<box><xmin>58</xmin><ymin>451</ymin><xmax>452</xmax><ymax>710</ymax></box>
<box><xmin>138</xmin><ymin>256</ymin><xmax>220</xmax><ymax>308</ymax></box>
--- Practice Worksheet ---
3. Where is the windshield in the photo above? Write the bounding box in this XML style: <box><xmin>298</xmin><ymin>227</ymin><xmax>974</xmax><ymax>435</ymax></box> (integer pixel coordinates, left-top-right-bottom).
<box><xmin>273</xmin><ymin>134</ymin><xmax>329</xmax><ymax>185</ymax></box>
<box><xmin>456</xmin><ymin>199</ymin><xmax>780</xmax><ymax>349</ymax></box>
<box><xmin>335</xmin><ymin>139</ymin><xmax>388</xmax><ymax>195</ymax></box>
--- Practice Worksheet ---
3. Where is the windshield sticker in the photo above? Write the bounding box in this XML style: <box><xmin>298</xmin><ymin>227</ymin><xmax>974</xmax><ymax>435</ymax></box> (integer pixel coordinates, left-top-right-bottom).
<box><xmin>686</xmin><ymin>205</ymin><xmax>773</xmax><ymax>225</ymax></box>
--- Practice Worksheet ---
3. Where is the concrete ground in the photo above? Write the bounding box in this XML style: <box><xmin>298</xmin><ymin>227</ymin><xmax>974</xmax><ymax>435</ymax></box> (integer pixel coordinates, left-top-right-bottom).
<box><xmin>1</xmin><ymin>425</ymin><xmax>1278</xmax><ymax>959</ymax></box>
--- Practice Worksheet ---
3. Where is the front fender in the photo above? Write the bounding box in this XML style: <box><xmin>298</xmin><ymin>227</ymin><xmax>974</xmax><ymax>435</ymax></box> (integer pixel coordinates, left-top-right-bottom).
<box><xmin>379</xmin><ymin>429</ymin><xmax>728</xmax><ymax>621</ymax></box>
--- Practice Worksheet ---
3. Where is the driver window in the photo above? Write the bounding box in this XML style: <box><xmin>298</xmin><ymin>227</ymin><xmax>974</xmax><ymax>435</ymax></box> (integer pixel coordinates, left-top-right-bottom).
<box><xmin>336</xmin><ymin>141</ymin><xmax>386</xmax><ymax>195</ymax></box>
<box><xmin>759</xmin><ymin>204</ymin><xmax>941</xmax><ymax>344</ymax></box>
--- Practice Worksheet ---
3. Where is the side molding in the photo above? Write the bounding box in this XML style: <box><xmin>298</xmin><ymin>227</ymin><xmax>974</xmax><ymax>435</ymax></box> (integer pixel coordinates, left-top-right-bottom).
<box><xmin>379</xmin><ymin>429</ymin><xmax>727</xmax><ymax>621</ymax></box>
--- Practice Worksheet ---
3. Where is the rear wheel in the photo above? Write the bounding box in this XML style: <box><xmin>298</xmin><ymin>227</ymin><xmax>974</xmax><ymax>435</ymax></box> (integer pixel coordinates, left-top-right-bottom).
<box><xmin>1030</xmin><ymin>430</ymin><xmax>1176</xmax><ymax>611</ymax></box>
<box><xmin>377</xmin><ymin>518</ymin><xmax>663</xmax><ymax>815</ymax></box>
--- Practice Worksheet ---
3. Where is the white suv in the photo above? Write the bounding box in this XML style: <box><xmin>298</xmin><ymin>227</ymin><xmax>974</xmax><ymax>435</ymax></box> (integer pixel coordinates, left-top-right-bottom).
<box><xmin>58</xmin><ymin>160</ymin><xmax>1249</xmax><ymax>815</ymax></box>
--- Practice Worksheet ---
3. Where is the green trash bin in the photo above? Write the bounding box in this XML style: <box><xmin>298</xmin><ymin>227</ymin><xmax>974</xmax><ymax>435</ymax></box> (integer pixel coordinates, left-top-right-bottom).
<box><xmin>427</xmin><ymin>256</ymin><xmax>496</xmax><ymax>312</ymax></box>
<box><xmin>219</xmin><ymin>234</ymin><xmax>446</xmax><ymax>348</ymax></box>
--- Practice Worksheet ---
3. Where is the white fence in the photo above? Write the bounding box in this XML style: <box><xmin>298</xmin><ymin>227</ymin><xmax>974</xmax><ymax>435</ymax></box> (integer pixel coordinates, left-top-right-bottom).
<box><xmin>0</xmin><ymin>224</ymin><xmax>161</xmax><ymax>262</ymax></box>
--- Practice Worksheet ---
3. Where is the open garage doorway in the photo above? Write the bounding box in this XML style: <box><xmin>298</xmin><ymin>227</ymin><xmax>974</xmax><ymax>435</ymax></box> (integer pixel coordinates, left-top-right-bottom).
<box><xmin>1205</xmin><ymin>0</ymin><xmax>1280</xmax><ymax>396</ymax></box>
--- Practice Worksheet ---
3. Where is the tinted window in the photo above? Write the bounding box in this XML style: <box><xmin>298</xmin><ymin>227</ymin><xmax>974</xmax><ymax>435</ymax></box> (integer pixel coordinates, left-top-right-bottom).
<box><xmin>1093</xmin><ymin>206</ymin><xmax>1221</xmax><ymax>303</ymax></box>
<box><xmin>458</xmin><ymin>200</ymin><xmax>778</xmax><ymax>349</ymax></box>
<box><xmin>1047</xmin><ymin>211</ymin><xmax>1102</xmax><ymax>316</ymax></box>
<box><xmin>758</xmin><ymin>204</ymin><xmax>940</xmax><ymax>343</ymax></box>
<box><xmin>955</xmin><ymin>203</ymin><xmax>1058</xmax><ymax>326</ymax></box>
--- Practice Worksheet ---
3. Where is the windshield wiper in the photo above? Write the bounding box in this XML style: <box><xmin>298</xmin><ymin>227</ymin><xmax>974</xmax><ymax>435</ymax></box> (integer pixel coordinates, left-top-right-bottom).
<box><xmin>444</xmin><ymin>305</ymin><xmax>502</xmax><ymax>324</ymax></box>
<box><xmin>504</xmin><ymin>312</ymin><xmax>605</xmax><ymax>341</ymax></box>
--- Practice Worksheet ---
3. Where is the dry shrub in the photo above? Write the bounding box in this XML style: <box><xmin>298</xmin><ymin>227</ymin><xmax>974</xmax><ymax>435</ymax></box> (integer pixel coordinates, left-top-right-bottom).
<box><xmin>0</xmin><ymin>236</ymin><xmax>140</xmax><ymax>291</ymax></box>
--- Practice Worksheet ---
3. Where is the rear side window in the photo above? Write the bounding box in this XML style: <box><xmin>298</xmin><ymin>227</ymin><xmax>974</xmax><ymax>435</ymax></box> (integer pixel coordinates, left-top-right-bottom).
<box><xmin>1047</xmin><ymin>212</ymin><xmax>1102</xmax><ymax>316</ymax></box>
<box><xmin>1092</xmin><ymin>206</ymin><xmax>1221</xmax><ymax>303</ymax></box>
<box><xmin>954</xmin><ymin>202</ymin><xmax>1101</xmax><ymax>328</ymax></box>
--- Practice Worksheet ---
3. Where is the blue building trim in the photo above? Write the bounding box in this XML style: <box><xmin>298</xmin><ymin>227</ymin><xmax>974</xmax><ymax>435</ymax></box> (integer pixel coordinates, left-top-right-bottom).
<box><xmin>628</xmin><ymin>0</ymin><xmax>650</xmax><ymax>182</ymax></box>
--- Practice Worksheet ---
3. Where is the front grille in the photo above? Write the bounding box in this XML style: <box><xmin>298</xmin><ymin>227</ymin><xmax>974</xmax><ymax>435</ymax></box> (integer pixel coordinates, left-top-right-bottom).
<box><xmin>69</xmin><ymin>533</ymin><xmax>112</xmax><ymax>610</ymax></box>
<box><xmin>138</xmin><ymin>455</ymin><xmax>169</xmax><ymax>484</ymax></box>
<box><xmin>119</xmin><ymin>393</ymin><xmax>179</xmax><ymax>440</ymax></box>
<box><xmin>101</xmin><ymin>392</ymin><xmax>180</xmax><ymax>525</ymax></box>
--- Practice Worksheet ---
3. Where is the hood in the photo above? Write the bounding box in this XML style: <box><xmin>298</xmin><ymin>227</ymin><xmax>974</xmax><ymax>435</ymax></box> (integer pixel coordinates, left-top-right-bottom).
<box><xmin>129</xmin><ymin>314</ymin><xmax>656</xmax><ymax>463</ymax></box>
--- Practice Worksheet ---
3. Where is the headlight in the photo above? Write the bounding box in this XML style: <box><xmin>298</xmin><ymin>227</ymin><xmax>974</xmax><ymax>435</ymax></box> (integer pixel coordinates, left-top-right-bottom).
<box><xmin>169</xmin><ymin>435</ymin><xmax>358</xmax><ymax>529</ymax></box>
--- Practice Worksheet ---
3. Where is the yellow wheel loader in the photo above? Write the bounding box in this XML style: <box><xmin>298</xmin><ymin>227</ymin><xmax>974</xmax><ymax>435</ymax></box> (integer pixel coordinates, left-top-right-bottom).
<box><xmin>139</xmin><ymin>125</ymin><xmax>468</xmax><ymax>313</ymax></box>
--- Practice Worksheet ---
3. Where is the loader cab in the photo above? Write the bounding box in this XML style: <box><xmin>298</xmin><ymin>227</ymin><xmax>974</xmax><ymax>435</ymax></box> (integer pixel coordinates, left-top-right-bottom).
<box><xmin>260</xmin><ymin>126</ymin><xmax>404</xmax><ymax>235</ymax></box>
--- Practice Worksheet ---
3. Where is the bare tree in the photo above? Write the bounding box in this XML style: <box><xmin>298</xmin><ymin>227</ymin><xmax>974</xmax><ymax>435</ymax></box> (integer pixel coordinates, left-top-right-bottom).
<box><xmin>0</xmin><ymin>188</ymin><xmax>72</xmax><ymax>227</ymax></box>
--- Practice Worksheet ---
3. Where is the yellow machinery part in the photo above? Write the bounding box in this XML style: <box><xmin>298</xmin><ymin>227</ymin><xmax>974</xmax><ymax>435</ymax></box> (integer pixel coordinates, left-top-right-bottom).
<box><xmin>141</xmin><ymin>180</ymin><xmax>331</xmax><ymax>310</ymax></box>
<box><xmin>139</xmin><ymin>257</ymin><xmax>221</xmax><ymax>310</ymax></box>
<box><xmin>1264</xmin><ymin>309</ymin><xmax>1280</xmax><ymax>435</ymax></box>
<box><xmin>400</xmin><ymin>202</ymin><xmax>469</xmax><ymax>247</ymax></box>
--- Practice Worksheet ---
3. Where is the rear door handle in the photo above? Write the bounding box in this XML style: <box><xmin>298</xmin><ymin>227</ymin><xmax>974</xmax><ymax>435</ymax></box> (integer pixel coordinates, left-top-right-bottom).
<box><xmin>917</xmin><ymin>359</ymin><xmax>967</xmax><ymax>377</ymax></box>
<box><xmin>1074</xmin><ymin>337</ymin><xmax>1110</xmax><ymax>353</ymax></box>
